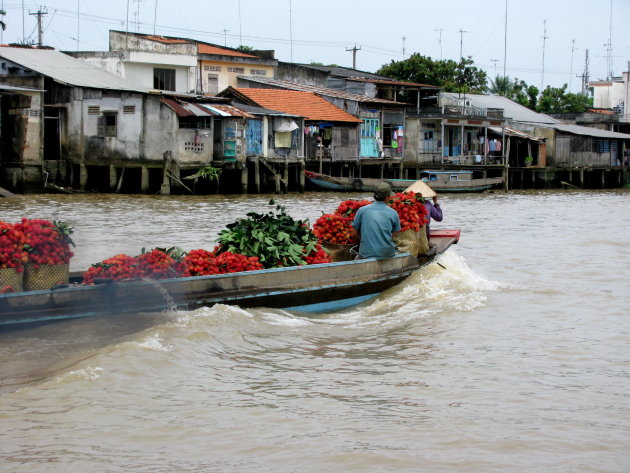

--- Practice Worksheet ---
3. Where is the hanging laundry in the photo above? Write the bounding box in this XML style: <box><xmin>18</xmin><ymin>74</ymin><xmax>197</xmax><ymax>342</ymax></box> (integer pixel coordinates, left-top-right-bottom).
<box><xmin>496</xmin><ymin>140</ymin><xmax>502</xmax><ymax>152</ymax></box>
<box><xmin>323</xmin><ymin>128</ymin><xmax>332</xmax><ymax>140</ymax></box>
<box><xmin>489</xmin><ymin>139</ymin><xmax>497</xmax><ymax>152</ymax></box>
<box><xmin>275</xmin><ymin>131</ymin><xmax>292</xmax><ymax>148</ymax></box>
<box><xmin>274</xmin><ymin>117</ymin><xmax>299</xmax><ymax>132</ymax></box>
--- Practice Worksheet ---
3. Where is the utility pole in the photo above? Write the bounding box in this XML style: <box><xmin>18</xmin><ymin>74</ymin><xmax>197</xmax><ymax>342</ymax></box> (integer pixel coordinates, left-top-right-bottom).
<box><xmin>153</xmin><ymin>0</ymin><xmax>158</xmax><ymax>35</ymax></box>
<box><xmin>288</xmin><ymin>0</ymin><xmax>293</xmax><ymax>61</ymax></box>
<box><xmin>346</xmin><ymin>44</ymin><xmax>361</xmax><ymax>70</ymax></box>
<box><xmin>577</xmin><ymin>49</ymin><xmax>590</xmax><ymax>95</ymax></box>
<box><xmin>503</xmin><ymin>0</ymin><xmax>508</xmax><ymax>78</ymax></box>
<box><xmin>76</xmin><ymin>0</ymin><xmax>80</xmax><ymax>50</ymax></box>
<box><xmin>457</xmin><ymin>29</ymin><xmax>469</xmax><ymax>59</ymax></box>
<box><xmin>569</xmin><ymin>39</ymin><xmax>576</xmax><ymax>92</ymax></box>
<box><xmin>540</xmin><ymin>20</ymin><xmax>548</xmax><ymax>91</ymax></box>
<box><xmin>29</xmin><ymin>7</ymin><xmax>47</xmax><ymax>47</ymax></box>
<box><xmin>435</xmin><ymin>28</ymin><xmax>445</xmax><ymax>60</ymax></box>
<box><xmin>223</xmin><ymin>29</ymin><xmax>228</xmax><ymax>47</ymax></box>
<box><xmin>402</xmin><ymin>36</ymin><xmax>406</xmax><ymax>59</ymax></box>
<box><xmin>490</xmin><ymin>58</ymin><xmax>500</xmax><ymax>78</ymax></box>
<box><xmin>606</xmin><ymin>0</ymin><xmax>613</xmax><ymax>79</ymax></box>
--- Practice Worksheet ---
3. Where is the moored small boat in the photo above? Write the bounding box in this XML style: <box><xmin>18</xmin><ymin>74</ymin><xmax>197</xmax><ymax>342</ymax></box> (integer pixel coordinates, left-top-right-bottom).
<box><xmin>305</xmin><ymin>171</ymin><xmax>503</xmax><ymax>193</ymax></box>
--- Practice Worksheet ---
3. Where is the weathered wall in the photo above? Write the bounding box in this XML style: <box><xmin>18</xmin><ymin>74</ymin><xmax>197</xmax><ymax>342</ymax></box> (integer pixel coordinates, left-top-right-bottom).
<box><xmin>109</xmin><ymin>30</ymin><xmax>197</xmax><ymax>56</ymax></box>
<box><xmin>275</xmin><ymin>63</ymin><xmax>328</xmax><ymax>87</ymax></box>
<box><xmin>200</xmin><ymin>61</ymin><xmax>275</xmax><ymax>94</ymax></box>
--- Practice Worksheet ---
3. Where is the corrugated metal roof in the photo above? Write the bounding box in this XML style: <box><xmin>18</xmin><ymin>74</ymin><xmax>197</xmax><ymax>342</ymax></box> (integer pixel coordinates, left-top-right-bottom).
<box><xmin>0</xmin><ymin>83</ymin><xmax>43</xmax><ymax>93</ymax></box>
<box><xmin>489</xmin><ymin>126</ymin><xmax>541</xmax><ymax>140</ymax></box>
<box><xmin>0</xmin><ymin>47</ymin><xmax>145</xmax><ymax>91</ymax></box>
<box><xmin>161</xmin><ymin>99</ymin><xmax>254</xmax><ymax>118</ymax></box>
<box><xmin>552</xmin><ymin>123</ymin><xmax>630</xmax><ymax>139</ymax></box>
<box><xmin>234</xmin><ymin>88</ymin><xmax>362</xmax><ymax>123</ymax></box>
<box><xmin>232</xmin><ymin>103</ymin><xmax>299</xmax><ymax>117</ymax></box>
<box><xmin>442</xmin><ymin>92</ymin><xmax>559</xmax><ymax>125</ymax></box>
<box><xmin>239</xmin><ymin>77</ymin><xmax>403</xmax><ymax>105</ymax></box>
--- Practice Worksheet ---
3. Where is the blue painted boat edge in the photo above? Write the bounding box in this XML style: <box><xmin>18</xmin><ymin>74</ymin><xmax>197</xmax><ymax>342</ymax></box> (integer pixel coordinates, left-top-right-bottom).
<box><xmin>285</xmin><ymin>293</ymin><xmax>379</xmax><ymax>314</ymax></box>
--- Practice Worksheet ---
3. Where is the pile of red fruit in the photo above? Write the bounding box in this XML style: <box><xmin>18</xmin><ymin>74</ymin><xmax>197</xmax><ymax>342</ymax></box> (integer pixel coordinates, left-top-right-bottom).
<box><xmin>17</xmin><ymin>218</ymin><xmax>74</xmax><ymax>268</ymax></box>
<box><xmin>184</xmin><ymin>248</ymin><xmax>263</xmax><ymax>276</ymax></box>
<box><xmin>387</xmin><ymin>192</ymin><xmax>429</xmax><ymax>232</ymax></box>
<box><xmin>312</xmin><ymin>199</ymin><xmax>370</xmax><ymax>245</ymax></box>
<box><xmin>303</xmin><ymin>244</ymin><xmax>332</xmax><ymax>265</ymax></box>
<box><xmin>0</xmin><ymin>221</ymin><xmax>28</xmax><ymax>272</ymax></box>
<box><xmin>82</xmin><ymin>254</ymin><xmax>137</xmax><ymax>284</ymax></box>
<box><xmin>82</xmin><ymin>248</ymin><xmax>190</xmax><ymax>284</ymax></box>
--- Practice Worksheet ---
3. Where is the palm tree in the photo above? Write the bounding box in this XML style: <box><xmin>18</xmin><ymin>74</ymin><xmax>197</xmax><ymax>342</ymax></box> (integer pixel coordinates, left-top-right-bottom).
<box><xmin>489</xmin><ymin>75</ymin><xmax>512</xmax><ymax>96</ymax></box>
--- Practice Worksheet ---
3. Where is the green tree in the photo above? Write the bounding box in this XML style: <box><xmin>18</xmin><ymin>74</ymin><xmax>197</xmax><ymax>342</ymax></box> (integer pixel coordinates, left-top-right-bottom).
<box><xmin>488</xmin><ymin>76</ymin><xmax>538</xmax><ymax>110</ymax></box>
<box><xmin>377</xmin><ymin>54</ymin><xmax>488</xmax><ymax>94</ymax></box>
<box><xmin>489</xmin><ymin>75</ymin><xmax>513</xmax><ymax>96</ymax></box>
<box><xmin>536</xmin><ymin>84</ymin><xmax>592</xmax><ymax>114</ymax></box>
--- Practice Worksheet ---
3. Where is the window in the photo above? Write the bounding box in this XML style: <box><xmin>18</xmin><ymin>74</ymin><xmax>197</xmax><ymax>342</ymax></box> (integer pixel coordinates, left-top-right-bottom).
<box><xmin>88</xmin><ymin>105</ymin><xmax>100</xmax><ymax>115</ymax></box>
<box><xmin>123</xmin><ymin>105</ymin><xmax>136</xmax><ymax>114</ymax></box>
<box><xmin>153</xmin><ymin>68</ymin><xmax>176</xmax><ymax>91</ymax></box>
<box><xmin>227</xmin><ymin>67</ymin><xmax>245</xmax><ymax>74</ymax></box>
<box><xmin>98</xmin><ymin>112</ymin><xmax>117</xmax><ymax>137</ymax></box>
<box><xmin>179</xmin><ymin>116</ymin><xmax>213</xmax><ymax>129</ymax></box>
<box><xmin>204</xmin><ymin>65</ymin><xmax>221</xmax><ymax>72</ymax></box>
<box><xmin>250</xmin><ymin>69</ymin><xmax>267</xmax><ymax>76</ymax></box>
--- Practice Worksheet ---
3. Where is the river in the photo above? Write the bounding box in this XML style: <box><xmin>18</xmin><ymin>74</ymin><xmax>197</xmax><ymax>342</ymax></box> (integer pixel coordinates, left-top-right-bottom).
<box><xmin>1</xmin><ymin>190</ymin><xmax>629</xmax><ymax>473</ymax></box>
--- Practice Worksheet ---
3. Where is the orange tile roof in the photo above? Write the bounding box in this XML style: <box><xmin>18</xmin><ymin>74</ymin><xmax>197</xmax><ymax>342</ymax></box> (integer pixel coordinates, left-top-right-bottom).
<box><xmin>198</xmin><ymin>43</ymin><xmax>258</xmax><ymax>58</ymax></box>
<box><xmin>235</xmin><ymin>88</ymin><xmax>362</xmax><ymax>123</ymax></box>
<box><xmin>140</xmin><ymin>35</ymin><xmax>190</xmax><ymax>44</ymax></box>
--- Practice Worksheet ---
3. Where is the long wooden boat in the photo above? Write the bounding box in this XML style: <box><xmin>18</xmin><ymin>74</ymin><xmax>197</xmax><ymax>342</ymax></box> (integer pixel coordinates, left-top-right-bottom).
<box><xmin>0</xmin><ymin>230</ymin><xmax>460</xmax><ymax>329</ymax></box>
<box><xmin>305</xmin><ymin>171</ymin><xmax>503</xmax><ymax>193</ymax></box>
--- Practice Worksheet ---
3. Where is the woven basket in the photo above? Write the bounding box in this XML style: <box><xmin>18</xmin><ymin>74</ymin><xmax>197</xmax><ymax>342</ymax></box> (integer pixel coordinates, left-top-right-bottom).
<box><xmin>393</xmin><ymin>228</ymin><xmax>430</xmax><ymax>257</ymax></box>
<box><xmin>24</xmin><ymin>263</ymin><xmax>69</xmax><ymax>291</ymax></box>
<box><xmin>321</xmin><ymin>241</ymin><xmax>357</xmax><ymax>262</ymax></box>
<box><xmin>0</xmin><ymin>267</ymin><xmax>24</xmax><ymax>293</ymax></box>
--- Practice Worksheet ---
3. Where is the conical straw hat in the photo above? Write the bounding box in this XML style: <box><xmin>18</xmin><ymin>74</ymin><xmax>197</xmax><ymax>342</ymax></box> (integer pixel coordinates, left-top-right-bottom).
<box><xmin>404</xmin><ymin>179</ymin><xmax>437</xmax><ymax>198</ymax></box>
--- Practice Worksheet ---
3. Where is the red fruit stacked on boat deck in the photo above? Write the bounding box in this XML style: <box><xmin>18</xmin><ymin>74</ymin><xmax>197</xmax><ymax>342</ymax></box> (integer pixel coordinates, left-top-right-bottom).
<box><xmin>334</xmin><ymin>199</ymin><xmax>371</xmax><ymax>219</ymax></box>
<box><xmin>184</xmin><ymin>249</ymin><xmax>263</xmax><ymax>276</ymax></box>
<box><xmin>134</xmin><ymin>248</ymin><xmax>190</xmax><ymax>279</ymax></box>
<box><xmin>303</xmin><ymin>244</ymin><xmax>332</xmax><ymax>265</ymax></box>
<box><xmin>81</xmin><ymin>254</ymin><xmax>137</xmax><ymax>284</ymax></box>
<box><xmin>387</xmin><ymin>192</ymin><xmax>429</xmax><ymax>232</ymax></box>
<box><xmin>17</xmin><ymin>218</ymin><xmax>74</xmax><ymax>268</ymax></box>
<box><xmin>0</xmin><ymin>221</ymin><xmax>29</xmax><ymax>272</ymax></box>
<box><xmin>312</xmin><ymin>213</ymin><xmax>357</xmax><ymax>245</ymax></box>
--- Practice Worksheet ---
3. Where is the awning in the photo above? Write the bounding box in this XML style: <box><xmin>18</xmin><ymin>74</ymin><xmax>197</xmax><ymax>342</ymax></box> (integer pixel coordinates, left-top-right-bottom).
<box><xmin>489</xmin><ymin>126</ymin><xmax>540</xmax><ymax>140</ymax></box>
<box><xmin>161</xmin><ymin>99</ymin><xmax>253</xmax><ymax>118</ymax></box>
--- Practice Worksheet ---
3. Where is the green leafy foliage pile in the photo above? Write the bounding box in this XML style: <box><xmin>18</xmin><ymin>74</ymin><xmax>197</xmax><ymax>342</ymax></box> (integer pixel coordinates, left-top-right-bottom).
<box><xmin>217</xmin><ymin>200</ymin><xmax>318</xmax><ymax>268</ymax></box>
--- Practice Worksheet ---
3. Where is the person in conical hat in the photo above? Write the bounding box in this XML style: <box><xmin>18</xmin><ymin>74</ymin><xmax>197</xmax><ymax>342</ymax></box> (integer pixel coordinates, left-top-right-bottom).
<box><xmin>405</xmin><ymin>179</ymin><xmax>443</xmax><ymax>239</ymax></box>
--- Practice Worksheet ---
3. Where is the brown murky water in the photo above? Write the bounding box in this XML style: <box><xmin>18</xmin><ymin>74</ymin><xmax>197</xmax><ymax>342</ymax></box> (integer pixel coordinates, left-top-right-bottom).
<box><xmin>1</xmin><ymin>190</ymin><xmax>629</xmax><ymax>472</ymax></box>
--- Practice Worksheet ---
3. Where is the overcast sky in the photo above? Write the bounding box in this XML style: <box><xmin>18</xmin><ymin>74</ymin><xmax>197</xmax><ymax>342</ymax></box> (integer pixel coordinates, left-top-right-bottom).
<box><xmin>1</xmin><ymin>0</ymin><xmax>628</xmax><ymax>93</ymax></box>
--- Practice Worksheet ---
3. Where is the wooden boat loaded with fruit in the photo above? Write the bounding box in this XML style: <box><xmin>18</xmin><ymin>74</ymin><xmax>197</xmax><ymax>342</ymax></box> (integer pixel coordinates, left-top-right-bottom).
<box><xmin>0</xmin><ymin>194</ymin><xmax>459</xmax><ymax>329</ymax></box>
<box><xmin>0</xmin><ymin>229</ymin><xmax>460</xmax><ymax>328</ymax></box>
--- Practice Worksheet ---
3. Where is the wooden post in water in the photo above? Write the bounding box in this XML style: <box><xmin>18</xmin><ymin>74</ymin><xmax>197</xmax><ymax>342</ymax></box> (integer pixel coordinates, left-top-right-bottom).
<box><xmin>79</xmin><ymin>164</ymin><xmax>88</xmax><ymax>191</ymax></box>
<box><xmin>274</xmin><ymin>173</ymin><xmax>281</xmax><ymax>194</ymax></box>
<box><xmin>299</xmin><ymin>161</ymin><xmax>305</xmax><ymax>193</ymax></box>
<box><xmin>160</xmin><ymin>151</ymin><xmax>172</xmax><ymax>196</ymax></box>
<box><xmin>109</xmin><ymin>165</ymin><xmax>117</xmax><ymax>192</ymax></box>
<box><xmin>140</xmin><ymin>166</ymin><xmax>150</xmax><ymax>194</ymax></box>
<box><xmin>241</xmin><ymin>164</ymin><xmax>248</xmax><ymax>194</ymax></box>
<box><xmin>254</xmin><ymin>159</ymin><xmax>260</xmax><ymax>194</ymax></box>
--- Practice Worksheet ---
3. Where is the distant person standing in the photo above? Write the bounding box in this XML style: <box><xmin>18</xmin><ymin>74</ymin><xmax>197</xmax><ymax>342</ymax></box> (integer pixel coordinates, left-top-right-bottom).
<box><xmin>352</xmin><ymin>182</ymin><xmax>401</xmax><ymax>259</ymax></box>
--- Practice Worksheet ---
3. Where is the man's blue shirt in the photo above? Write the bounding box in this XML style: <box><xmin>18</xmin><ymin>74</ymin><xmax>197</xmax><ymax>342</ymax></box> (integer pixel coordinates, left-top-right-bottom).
<box><xmin>352</xmin><ymin>201</ymin><xmax>401</xmax><ymax>259</ymax></box>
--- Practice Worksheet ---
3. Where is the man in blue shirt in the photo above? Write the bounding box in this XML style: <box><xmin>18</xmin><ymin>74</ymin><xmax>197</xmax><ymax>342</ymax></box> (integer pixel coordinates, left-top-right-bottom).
<box><xmin>352</xmin><ymin>182</ymin><xmax>401</xmax><ymax>259</ymax></box>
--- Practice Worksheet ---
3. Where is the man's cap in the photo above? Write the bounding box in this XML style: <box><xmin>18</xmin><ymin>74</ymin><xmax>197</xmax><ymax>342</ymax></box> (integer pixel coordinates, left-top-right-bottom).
<box><xmin>373</xmin><ymin>181</ymin><xmax>392</xmax><ymax>199</ymax></box>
